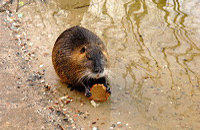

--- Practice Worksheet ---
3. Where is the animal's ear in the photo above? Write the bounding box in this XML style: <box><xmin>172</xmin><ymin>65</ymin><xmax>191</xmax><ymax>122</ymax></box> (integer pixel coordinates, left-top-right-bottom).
<box><xmin>80</xmin><ymin>46</ymin><xmax>86</xmax><ymax>54</ymax></box>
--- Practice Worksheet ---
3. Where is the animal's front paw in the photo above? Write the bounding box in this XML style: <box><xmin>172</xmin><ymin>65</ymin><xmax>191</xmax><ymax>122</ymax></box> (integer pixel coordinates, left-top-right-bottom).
<box><xmin>85</xmin><ymin>91</ymin><xmax>92</xmax><ymax>98</ymax></box>
<box><xmin>106</xmin><ymin>87</ymin><xmax>111</xmax><ymax>94</ymax></box>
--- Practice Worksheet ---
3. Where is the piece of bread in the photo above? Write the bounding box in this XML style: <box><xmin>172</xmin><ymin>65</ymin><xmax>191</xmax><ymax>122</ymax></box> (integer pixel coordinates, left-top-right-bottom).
<box><xmin>89</xmin><ymin>84</ymin><xmax>110</xmax><ymax>101</ymax></box>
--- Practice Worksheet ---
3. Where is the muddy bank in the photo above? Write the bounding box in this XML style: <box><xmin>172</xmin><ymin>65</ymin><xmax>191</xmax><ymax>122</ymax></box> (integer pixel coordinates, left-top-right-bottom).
<box><xmin>0</xmin><ymin>11</ymin><xmax>55</xmax><ymax>129</ymax></box>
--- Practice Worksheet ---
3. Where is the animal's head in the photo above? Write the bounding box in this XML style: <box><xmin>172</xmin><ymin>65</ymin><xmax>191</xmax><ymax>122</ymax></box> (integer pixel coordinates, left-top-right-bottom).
<box><xmin>72</xmin><ymin>43</ymin><xmax>109</xmax><ymax>80</ymax></box>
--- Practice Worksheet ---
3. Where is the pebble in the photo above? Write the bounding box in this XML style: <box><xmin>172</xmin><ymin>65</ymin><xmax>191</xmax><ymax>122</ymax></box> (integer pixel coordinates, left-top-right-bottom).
<box><xmin>18</xmin><ymin>13</ymin><xmax>23</xmax><ymax>18</ymax></box>
<box><xmin>62</xmin><ymin>108</ymin><xmax>67</xmax><ymax>111</ymax></box>
<box><xmin>60</xmin><ymin>96</ymin><xmax>68</xmax><ymax>100</ymax></box>
<box><xmin>90</xmin><ymin>100</ymin><xmax>100</xmax><ymax>108</ymax></box>
<box><xmin>40</xmin><ymin>79</ymin><xmax>45</xmax><ymax>83</ymax></box>
<box><xmin>163</xmin><ymin>65</ymin><xmax>168</xmax><ymax>68</ymax></box>
<box><xmin>92</xmin><ymin>127</ymin><xmax>99</xmax><ymax>130</ymax></box>
<box><xmin>117</xmin><ymin>122</ymin><xmax>121</xmax><ymax>124</ymax></box>
<box><xmin>29</xmin><ymin>42</ymin><xmax>33</xmax><ymax>46</ymax></box>
<box><xmin>48</xmin><ymin>34</ymin><xmax>52</xmax><ymax>38</ymax></box>
<box><xmin>92</xmin><ymin>122</ymin><xmax>96</xmax><ymax>124</ymax></box>
<box><xmin>111</xmin><ymin>124</ymin><xmax>115</xmax><ymax>128</ymax></box>
<box><xmin>63</xmin><ymin>118</ymin><xmax>69</xmax><ymax>122</ymax></box>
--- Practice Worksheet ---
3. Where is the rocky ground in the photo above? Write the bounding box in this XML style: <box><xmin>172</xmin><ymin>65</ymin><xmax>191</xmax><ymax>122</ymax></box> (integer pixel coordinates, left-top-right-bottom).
<box><xmin>0</xmin><ymin>1</ymin><xmax>65</xmax><ymax>129</ymax></box>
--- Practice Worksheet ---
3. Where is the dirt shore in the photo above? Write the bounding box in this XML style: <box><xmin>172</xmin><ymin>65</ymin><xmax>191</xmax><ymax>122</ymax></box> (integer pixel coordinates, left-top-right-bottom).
<box><xmin>0</xmin><ymin>5</ymin><xmax>60</xmax><ymax>130</ymax></box>
<box><xmin>0</xmin><ymin>17</ymin><xmax>46</xmax><ymax>130</ymax></box>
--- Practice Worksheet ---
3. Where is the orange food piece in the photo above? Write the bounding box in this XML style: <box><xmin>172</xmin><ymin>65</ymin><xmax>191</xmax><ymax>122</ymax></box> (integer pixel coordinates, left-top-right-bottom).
<box><xmin>89</xmin><ymin>84</ymin><xmax>110</xmax><ymax>102</ymax></box>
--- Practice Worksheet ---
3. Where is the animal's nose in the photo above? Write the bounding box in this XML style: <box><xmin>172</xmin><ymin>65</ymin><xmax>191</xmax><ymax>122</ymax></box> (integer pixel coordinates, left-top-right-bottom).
<box><xmin>94</xmin><ymin>67</ymin><xmax>104</xmax><ymax>73</ymax></box>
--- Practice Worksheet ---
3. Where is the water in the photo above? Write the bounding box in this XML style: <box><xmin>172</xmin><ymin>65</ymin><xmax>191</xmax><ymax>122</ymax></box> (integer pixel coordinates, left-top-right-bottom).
<box><xmin>20</xmin><ymin>0</ymin><xmax>200</xmax><ymax>129</ymax></box>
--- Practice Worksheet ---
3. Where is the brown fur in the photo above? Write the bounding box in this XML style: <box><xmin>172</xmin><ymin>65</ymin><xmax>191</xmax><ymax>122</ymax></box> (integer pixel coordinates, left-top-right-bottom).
<box><xmin>52</xmin><ymin>26</ymin><xmax>109</xmax><ymax>88</ymax></box>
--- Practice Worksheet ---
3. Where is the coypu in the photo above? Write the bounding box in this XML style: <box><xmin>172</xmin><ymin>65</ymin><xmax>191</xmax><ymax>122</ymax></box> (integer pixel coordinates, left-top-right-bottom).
<box><xmin>52</xmin><ymin>26</ymin><xmax>111</xmax><ymax>97</ymax></box>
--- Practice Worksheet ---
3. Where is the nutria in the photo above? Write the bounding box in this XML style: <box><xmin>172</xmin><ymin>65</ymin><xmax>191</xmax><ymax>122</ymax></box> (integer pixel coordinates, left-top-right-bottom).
<box><xmin>52</xmin><ymin>26</ymin><xmax>111</xmax><ymax>97</ymax></box>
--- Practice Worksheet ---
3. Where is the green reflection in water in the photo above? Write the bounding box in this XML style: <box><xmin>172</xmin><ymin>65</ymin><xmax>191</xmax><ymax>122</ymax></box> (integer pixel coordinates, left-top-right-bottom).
<box><xmin>102</xmin><ymin>0</ymin><xmax>114</xmax><ymax>24</ymax></box>
<box><xmin>122</xmin><ymin>0</ymin><xmax>153</xmax><ymax>116</ymax></box>
<box><xmin>164</xmin><ymin>1</ymin><xmax>198</xmax><ymax>83</ymax></box>
<box><xmin>153</xmin><ymin>0</ymin><xmax>200</xmax><ymax>99</ymax></box>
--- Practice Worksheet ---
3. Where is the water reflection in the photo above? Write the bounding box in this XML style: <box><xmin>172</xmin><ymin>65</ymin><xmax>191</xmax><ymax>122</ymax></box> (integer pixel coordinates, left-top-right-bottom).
<box><xmin>20</xmin><ymin>0</ymin><xmax>200</xmax><ymax>129</ymax></box>
<box><xmin>81</xmin><ymin>0</ymin><xmax>200</xmax><ymax>129</ymax></box>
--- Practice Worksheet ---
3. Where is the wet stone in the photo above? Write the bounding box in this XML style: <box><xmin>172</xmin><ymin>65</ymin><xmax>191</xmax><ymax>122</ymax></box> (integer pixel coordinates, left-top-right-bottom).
<box><xmin>55</xmin><ymin>110</ymin><xmax>62</xmax><ymax>116</ymax></box>
<box><xmin>92</xmin><ymin>127</ymin><xmax>99</xmax><ymax>130</ymax></box>
<box><xmin>78</xmin><ymin>111</ymin><xmax>84</xmax><ymax>115</ymax></box>
<box><xmin>92</xmin><ymin>121</ymin><xmax>96</xmax><ymax>124</ymax></box>
<box><xmin>57</xmin><ymin>124</ymin><xmax>64</xmax><ymax>130</ymax></box>
<box><xmin>27</xmin><ymin>73</ymin><xmax>43</xmax><ymax>82</ymax></box>
<box><xmin>111</xmin><ymin>124</ymin><xmax>116</xmax><ymax>128</ymax></box>
<box><xmin>44</xmin><ymin>84</ymin><xmax>51</xmax><ymax>90</ymax></box>
<box><xmin>63</xmin><ymin>118</ymin><xmax>69</xmax><ymax>122</ymax></box>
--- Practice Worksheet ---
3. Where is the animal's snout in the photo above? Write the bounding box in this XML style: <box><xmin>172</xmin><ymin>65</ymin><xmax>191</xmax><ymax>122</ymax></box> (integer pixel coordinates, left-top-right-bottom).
<box><xmin>94</xmin><ymin>66</ymin><xmax>104</xmax><ymax>73</ymax></box>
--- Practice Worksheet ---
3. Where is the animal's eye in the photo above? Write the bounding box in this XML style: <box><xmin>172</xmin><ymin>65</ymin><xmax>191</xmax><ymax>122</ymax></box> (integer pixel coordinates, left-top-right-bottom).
<box><xmin>80</xmin><ymin>47</ymin><xmax>86</xmax><ymax>53</ymax></box>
